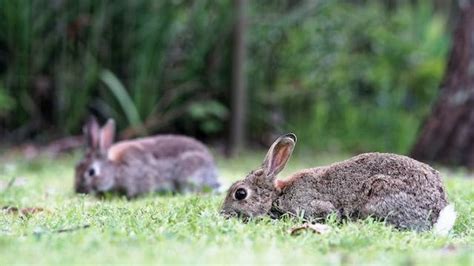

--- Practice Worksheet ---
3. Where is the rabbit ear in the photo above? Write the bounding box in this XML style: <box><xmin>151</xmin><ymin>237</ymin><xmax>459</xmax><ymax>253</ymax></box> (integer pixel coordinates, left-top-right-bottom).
<box><xmin>99</xmin><ymin>119</ymin><xmax>116</xmax><ymax>153</ymax></box>
<box><xmin>84</xmin><ymin>116</ymin><xmax>100</xmax><ymax>149</ymax></box>
<box><xmin>262</xmin><ymin>133</ymin><xmax>297</xmax><ymax>179</ymax></box>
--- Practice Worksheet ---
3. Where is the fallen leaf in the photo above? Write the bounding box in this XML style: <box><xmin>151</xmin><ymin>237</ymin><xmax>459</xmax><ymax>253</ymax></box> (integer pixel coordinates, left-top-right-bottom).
<box><xmin>441</xmin><ymin>244</ymin><xmax>458</xmax><ymax>253</ymax></box>
<box><xmin>289</xmin><ymin>223</ymin><xmax>331</xmax><ymax>235</ymax></box>
<box><xmin>2</xmin><ymin>206</ymin><xmax>46</xmax><ymax>216</ymax></box>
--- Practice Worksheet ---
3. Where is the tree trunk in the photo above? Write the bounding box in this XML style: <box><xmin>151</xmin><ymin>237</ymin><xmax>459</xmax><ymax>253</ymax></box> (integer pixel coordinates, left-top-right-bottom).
<box><xmin>411</xmin><ymin>1</ymin><xmax>474</xmax><ymax>169</ymax></box>
<box><xmin>227</xmin><ymin>0</ymin><xmax>247</xmax><ymax>156</ymax></box>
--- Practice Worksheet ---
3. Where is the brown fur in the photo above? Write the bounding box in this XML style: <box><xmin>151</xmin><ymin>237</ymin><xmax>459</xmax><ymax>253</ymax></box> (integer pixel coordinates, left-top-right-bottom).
<box><xmin>74</xmin><ymin>118</ymin><xmax>220</xmax><ymax>198</ymax></box>
<box><xmin>108</xmin><ymin>140</ymin><xmax>145</xmax><ymax>162</ymax></box>
<box><xmin>221</xmin><ymin>133</ymin><xmax>451</xmax><ymax>231</ymax></box>
<box><xmin>275</xmin><ymin>168</ymin><xmax>320</xmax><ymax>190</ymax></box>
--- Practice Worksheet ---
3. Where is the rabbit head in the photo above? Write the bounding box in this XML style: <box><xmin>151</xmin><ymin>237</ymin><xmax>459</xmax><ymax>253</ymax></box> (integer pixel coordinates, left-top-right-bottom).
<box><xmin>74</xmin><ymin>117</ymin><xmax>117</xmax><ymax>194</ymax></box>
<box><xmin>220</xmin><ymin>133</ymin><xmax>296</xmax><ymax>218</ymax></box>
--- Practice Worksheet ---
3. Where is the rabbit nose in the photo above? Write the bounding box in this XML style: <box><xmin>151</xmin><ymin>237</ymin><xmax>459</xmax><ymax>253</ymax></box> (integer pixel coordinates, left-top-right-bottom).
<box><xmin>91</xmin><ymin>179</ymin><xmax>102</xmax><ymax>191</ymax></box>
<box><xmin>75</xmin><ymin>186</ymin><xmax>89</xmax><ymax>194</ymax></box>
<box><xmin>91</xmin><ymin>180</ymin><xmax>98</xmax><ymax>190</ymax></box>
<box><xmin>220</xmin><ymin>209</ymin><xmax>238</xmax><ymax>219</ymax></box>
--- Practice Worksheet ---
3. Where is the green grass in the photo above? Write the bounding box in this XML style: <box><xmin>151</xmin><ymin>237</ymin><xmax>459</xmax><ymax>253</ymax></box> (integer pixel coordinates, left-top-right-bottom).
<box><xmin>0</xmin><ymin>151</ymin><xmax>473</xmax><ymax>265</ymax></box>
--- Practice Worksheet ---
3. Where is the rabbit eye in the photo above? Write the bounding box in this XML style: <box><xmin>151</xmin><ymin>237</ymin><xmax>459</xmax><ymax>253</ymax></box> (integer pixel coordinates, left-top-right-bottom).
<box><xmin>87</xmin><ymin>168</ymin><xmax>96</xmax><ymax>177</ymax></box>
<box><xmin>85</xmin><ymin>162</ymin><xmax>101</xmax><ymax>178</ymax></box>
<box><xmin>234</xmin><ymin>188</ymin><xmax>247</xmax><ymax>201</ymax></box>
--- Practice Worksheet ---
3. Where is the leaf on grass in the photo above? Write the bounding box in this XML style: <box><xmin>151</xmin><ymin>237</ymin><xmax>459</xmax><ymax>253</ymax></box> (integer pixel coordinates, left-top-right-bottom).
<box><xmin>289</xmin><ymin>223</ymin><xmax>331</xmax><ymax>236</ymax></box>
<box><xmin>2</xmin><ymin>206</ymin><xmax>46</xmax><ymax>216</ymax></box>
<box><xmin>441</xmin><ymin>244</ymin><xmax>459</xmax><ymax>253</ymax></box>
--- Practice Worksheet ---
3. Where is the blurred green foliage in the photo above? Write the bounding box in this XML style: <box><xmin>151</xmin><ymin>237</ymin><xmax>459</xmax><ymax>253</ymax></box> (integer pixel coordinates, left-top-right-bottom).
<box><xmin>0</xmin><ymin>0</ymin><xmax>449</xmax><ymax>153</ymax></box>
<box><xmin>249</xmin><ymin>1</ymin><xmax>449</xmax><ymax>153</ymax></box>
<box><xmin>0</xmin><ymin>0</ymin><xmax>233</xmax><ymax>138</ymax></box>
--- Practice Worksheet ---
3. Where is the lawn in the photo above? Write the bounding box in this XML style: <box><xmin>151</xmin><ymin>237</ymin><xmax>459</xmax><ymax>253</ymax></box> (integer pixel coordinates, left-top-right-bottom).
<box><xmin>0</xmin><ymin>151</ymin><xmax>473</xmax><ymax>265</ymax></box>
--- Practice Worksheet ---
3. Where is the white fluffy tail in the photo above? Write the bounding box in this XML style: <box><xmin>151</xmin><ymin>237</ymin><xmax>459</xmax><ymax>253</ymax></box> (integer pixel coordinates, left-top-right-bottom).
<box><xmin>433</xmin><ymin>204</ymin><xmax>457</xmax><ymax>236</ymax></box>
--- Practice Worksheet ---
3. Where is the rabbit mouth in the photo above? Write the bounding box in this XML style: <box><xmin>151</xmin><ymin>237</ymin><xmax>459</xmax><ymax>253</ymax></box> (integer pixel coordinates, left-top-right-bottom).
<box><xmin>75</xmin><ymin>185</ymin><xmax>91</xmax><ymax>194</ymax></box>
<box><xmin>220</xmin><ymin>210</ymin><xmax>238</xmax><ymax>219</ymax></box>
<box><xmin>220</xmin><ymin>209</ymin><xmax>252</xmax><ymax>222</ymax></box>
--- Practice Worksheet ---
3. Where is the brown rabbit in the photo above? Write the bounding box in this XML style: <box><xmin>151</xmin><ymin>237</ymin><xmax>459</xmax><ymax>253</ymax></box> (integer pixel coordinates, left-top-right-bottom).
<box><xmin>221</xmin><ymin>133</ymin><xmax>456</xmax><ymax>234</ymax></box>
<box><xmin>74</xmin><ymin>117</ymin><xmax>220</xmax><ymax>198</ymax></box>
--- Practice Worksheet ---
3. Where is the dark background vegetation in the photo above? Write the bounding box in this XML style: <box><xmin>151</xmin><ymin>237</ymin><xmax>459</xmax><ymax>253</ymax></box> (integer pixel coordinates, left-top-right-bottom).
<box><xmin>0</xmin><ymin>0</ymin><xmax>460</xmax><ymax>154</ymax></box>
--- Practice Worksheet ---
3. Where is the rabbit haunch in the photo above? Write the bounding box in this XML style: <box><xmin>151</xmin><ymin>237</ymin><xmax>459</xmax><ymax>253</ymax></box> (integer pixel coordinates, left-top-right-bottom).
<box><xmin>74</xmin><ymin>118</ymin><xmax>220</xmax><ymax>197</ymax></box>
<box><xmin>221</xmin><ymin>133</ymin><xmax>455</xmax><ymax>233</ymax></box>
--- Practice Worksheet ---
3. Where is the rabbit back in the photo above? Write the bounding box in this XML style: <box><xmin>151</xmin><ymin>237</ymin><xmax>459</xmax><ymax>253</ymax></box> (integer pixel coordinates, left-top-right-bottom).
<box><xmin>276</xmin><ymin>153</ymin><xmax>449</xmax><ymax>230</ymax></box>
<box><xmin>110</xmin><ymin>135</ymin><xmax>219</xmax><ymax>197</ymax></box>
<box><xmin>108</xmin><ymin>135</ymin><xmax>210</xmax><ymax>161</ymax></box>
<box><xmin>173</xmin><ymin>150</ymin><xmax>220</xmax><ymax>193</ymax></box>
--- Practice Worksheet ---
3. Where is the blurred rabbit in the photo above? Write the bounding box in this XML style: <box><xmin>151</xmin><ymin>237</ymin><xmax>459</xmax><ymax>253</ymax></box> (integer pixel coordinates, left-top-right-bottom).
<box><xmin>221</xmin><ymin>133</ymin><xmax>456</xmax><ymax>234</ymax></box>
<box><xmin>75</xmin><ymin>117</ymin><xmax>220</xmax><ymax>198</ymax></box>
